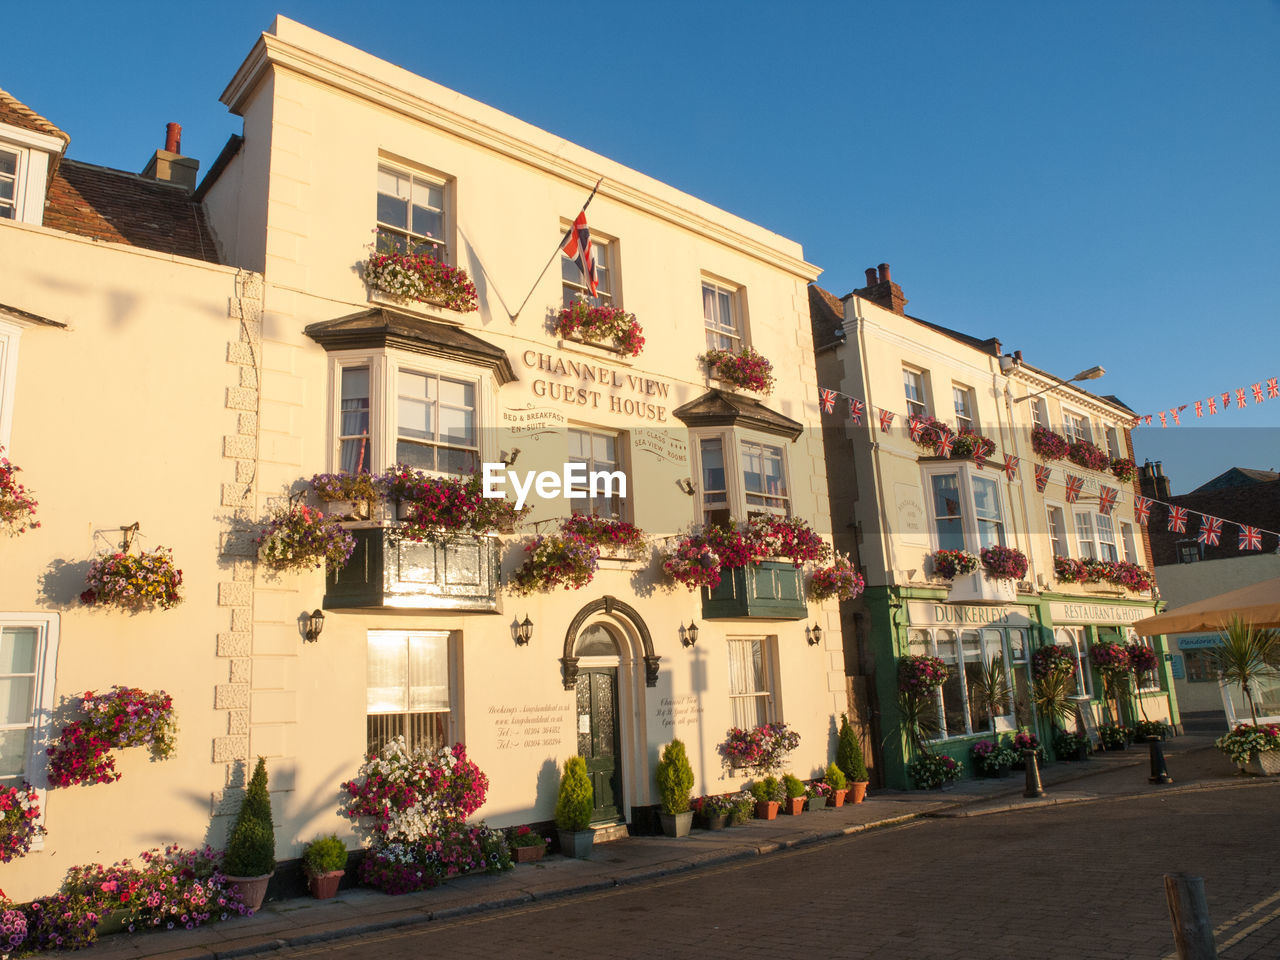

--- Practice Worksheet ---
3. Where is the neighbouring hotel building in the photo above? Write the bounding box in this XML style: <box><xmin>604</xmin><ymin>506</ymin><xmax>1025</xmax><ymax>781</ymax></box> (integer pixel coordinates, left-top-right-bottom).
<box><xmin>810</xmin><ymin>266</ymin><xmax>1177</xmax><ymax>789</ymax></box>
<box><xmin>1</xmin><ymin>18</ymin><xmax>842</xmax><ymax>901</ymax></box>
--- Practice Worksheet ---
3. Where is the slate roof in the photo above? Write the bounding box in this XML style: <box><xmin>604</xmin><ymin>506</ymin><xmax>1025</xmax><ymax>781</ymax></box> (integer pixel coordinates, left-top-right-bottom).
<box><xmin>808</xmin><ymin>284</ymin><xmax>846</xmax><ymax>348</ymax></box>
<box><xmin>0</xmin><ymin>87</ymin><xmax>69</xmax><ymax>144</ymax></box>
<box><xmin>672</xmin><ymin>389</ymin><xmax>804</xmax><ymax>440</ymax></box>
<box><xmin>42</xmin><ymin>160</ymin><xmax>218</xmax><ymax>263</ymax></box>
<box><xmin>1192</xmin><ymin>467</ymin><xmax>1280</xmax><ymax>493</ymax></box>
<box><xmin>1147</xmin><ymin>477</ymin><xmax>1280</xmax><ymax>566</ymax></box>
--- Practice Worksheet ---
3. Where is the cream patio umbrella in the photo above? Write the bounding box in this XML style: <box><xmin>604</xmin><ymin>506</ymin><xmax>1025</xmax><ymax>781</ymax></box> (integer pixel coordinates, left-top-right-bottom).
<box><xmin>1133</xmin><ymin>577</ymin><xmax>1280</xmax><ymax>636</ymax></box>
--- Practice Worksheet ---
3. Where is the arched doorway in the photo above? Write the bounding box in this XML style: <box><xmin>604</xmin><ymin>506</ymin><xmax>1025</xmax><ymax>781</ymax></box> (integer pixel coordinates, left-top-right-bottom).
<box><xmin>573</xmin><ymin>623</ymin><xmax>624</xmax><ymax>823</ymax></box>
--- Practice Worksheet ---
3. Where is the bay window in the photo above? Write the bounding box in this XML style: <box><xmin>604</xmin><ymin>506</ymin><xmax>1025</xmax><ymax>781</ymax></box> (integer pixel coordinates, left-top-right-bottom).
<box><xmin>924</xmin><ymin>465</ymin><xmax>1010</xmax><ymax>555</ymax></box>
<box><xmin>395</xmin><ymin>370</ymin><xmax>478</xmax><ymax>475</ymax></box>
<box><xmin>698</xmin><ymin>437</ymin><xmax>730</xmax><ymax>526</ymax></box>
<box><xmin>740</xmin><ymin>439</ymin><xmax>789</xmax><ymax>517</ymax></box>
<box><xmin>692</xmin><ymin>431</ymin><xmax>792</xmax><ymax>524</ymax></box>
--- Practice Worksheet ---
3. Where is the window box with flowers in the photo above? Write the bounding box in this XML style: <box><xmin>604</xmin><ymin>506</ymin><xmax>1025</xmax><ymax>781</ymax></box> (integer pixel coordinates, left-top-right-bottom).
<box><xmin>1067</xmin><ymin>439</ymin><xmax>1111</xmax><ymax>473</ymax></box>
<box><xmin>908</xmin><ymin>416</ymin><xmax>953</xmax><ymax>452</ymax></box>
<box><xmin>554</xmin><ymin>300</ymin><xmax>644</xmax><ymax>357</ymax></box>
<box><xmin>80</xmin><ymin>548</ymin><xmax>183</xmax><ymax>612</ymax></box>
<box><xmin>718</xmin><ymin>722</ymin><xmax>801</xmax><ymax>775</ymax></box>
<box><xmin>309</xmin><ymin>472</ymin><xmax>381</xmax><ymax>521</ymax></box>
<box><xmin>1031</xmin><ymin>426</ymin><xmax>1070</xmax><ymax>461</ymax></box>
<box><xmin>0</xmin><ymin>449</ymin><xmax>40</xmax><ymax>536</ymax></box>
<box><xmin>508</xmin><ymin>825</ymin><xmax>549</xmax><ymax>863</ymax></box>
<box><xmin>980</xmin><ymin>545</ymin><xmax>1028</xmax><ymax>582</ymax></box>
<box><xmin>258</xmin><ymin>504</ymin><xmax>357</xmax><ymax>572</ymax></box>
<box><xmin>362</xmin><ymin>250</ymin><xmax>478</xmax><ymax>314</ymax></box>
<box><xmin>952</xmin><ymin>429</ymin><xmax>997</xmax><ymax>461</ymax></box>
<box><xmin>1110</xmin><ymin>457</ymin><xmax>1137</xmax><ymax>483</ymax></box>
<box><xmin>703</xmin><ymin>346</ymin><xmax>775</xmax><ymax>395</ymax></box>
<box><xmin>1055</xmin><ymin>556</ymin><xmax>1154</xmax><ymax>592</ymax></box>
<box><xmin>929</xmin><ymin>549</ymin><xmax>979</xmax><ymax>580</ymax></box>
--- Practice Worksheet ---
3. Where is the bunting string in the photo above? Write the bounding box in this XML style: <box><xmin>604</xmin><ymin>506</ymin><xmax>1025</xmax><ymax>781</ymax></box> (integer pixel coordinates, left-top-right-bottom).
<box><xmin>1133</xmin><ymin>373</ymin><xmax>1277</xmax><ymax>428</ymax></box>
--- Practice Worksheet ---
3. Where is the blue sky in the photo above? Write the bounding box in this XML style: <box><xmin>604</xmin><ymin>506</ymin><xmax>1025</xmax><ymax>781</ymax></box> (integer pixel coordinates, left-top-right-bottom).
<box><xmin>7</xmin><ymin>1</ymin><xmax>1279</xmax><ymax>494</ymax></box>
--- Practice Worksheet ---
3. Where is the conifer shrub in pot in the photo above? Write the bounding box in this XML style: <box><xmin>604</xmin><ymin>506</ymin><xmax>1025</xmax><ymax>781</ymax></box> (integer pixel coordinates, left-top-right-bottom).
<box><xmin>824</xmin><ymin>762</ymin><xmax>849</xmax><ymax>807</ymax></box>
<box><xmin>301</xmin><ymin>834</ymin><xmax>348</xmax><ymax>900</ymax></box>
<box><xmin>555</xmin><ymin>756</ymin><xmax>595</xmax><ymax>858</ymax></box>
<box><xmin>781</xmin><ymin>774</ymin><xmax>807</xmax><ymax>815</ymax></box>
<box><xmin>836</xmin><ymin>713</ymin><xmax>870</xmax><ymax>802</ymax></box>
<box><xmin>654</xmin><ymin>739</ymin><xmax>695</xmax><ymax>837</ymax></box>
<box><xmin>749</xmin><ymin>777</ymin><xmax>783</xmax><ymax>820</ymax></box>
<box><xmin>223</xmin><ymin>757</ymin><xmax>276</xmax><ymax>913</ymax></box>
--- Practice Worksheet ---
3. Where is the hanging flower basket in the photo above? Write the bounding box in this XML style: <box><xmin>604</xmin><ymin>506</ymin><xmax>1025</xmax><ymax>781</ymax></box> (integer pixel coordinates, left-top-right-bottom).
<box><xmin>663</xmin><ymin>517</ymin><xmax>828</xmax><ymax>591</ymax></box>
<box><xmin>897</xmin><ymin>654</ymin><xmax>949</xmax><ymax>694</ymax></box>
<box><xmin>930</xmin><ymin>549</ymin><xmax>979</xmax><ymax>580</ymax></box>
<box><xmin>979</xmin><ymin>545</ymin><xmax>1028</xmax><ymax>582</ymax></box>
<box><xmin>807</xmin><ymin>554</ymin><xmax>864</xmax><ymax>601</ymax></box>
<box><xmin>0</xmin><ymin>783</ymin><xmax>43</xmax><ymax>862</ymax></box>
<box><xmin>46</xmin><ymin>687</ymin><xmax>177</xmax><ymax>788</ymax></box>
<box><xmin>0</xmin><ymin>449</ymin><xmax>40</xmax><ymax>536</ymax></box>
<box><xmin>257</xmin><ymin>504</ymin><xmax>356</xmax><ymax>571</ymax></box>
<box><xmin>554</xmin><ymin>300</ymin><xmax>644</xmax><ymax>356</ymax></box>
<box><xmin>559</xmin><ymin>515</ymin><xmax>647</xmax><ymax>560</ymax></box>
<box><xmin>1031</xmin><ymin>426</ymin><xmax>1070</xmax><ymax>461</ymax></box>
<box><xmin>80</xmin><ymin>548</ymin><xmax>183</xmax><ymax>611</ymax></box>
<box><xmin>953</xmin><ymin>430</ymin><xmax>997</xmax><ymax>461</ymax></box>
<box><xmin>363</xmin><ymin>251</ymin><xmax>478</xmax><ymax>312</ymax></box>
<box><xmin>1110</xmin><ymin>457</ymin><xmax>1136</xmax><ymax>482</ymax></box>
<box><xmin>383</xmin><ymin>468</ymin><xmax>526</xmax><ymax>539</ymax></box>
<box><xmin>703</xmin><ymin>347</ymin><xmax>775</xmax><ymax>394</ymax></box>
<box><xmin>508</xmin><ymin>534</ymin><xmax>599</xmax><ymax>594</ymax></box>
<box><xmin>718</xmin><ymin>723</ymin><xmax>800</xmax><ymax>774</ymax></box>
<box><xmin>1126</xmin><ymin>642</ymin><xmax>1159</xmax><ymax>674</ymax></box>
<box><xmin>1031</xmin><ymin>645</ymin><xmax>1076</xmax><ymax>681</ymax></box>
<box><xmin>1067</xmin><ymin>439</ymin><xmax>1110</xmax><ymax>472</ymax></box>
<box><xmin>1089</xmin><ymin>639</ymin><xmax>1131</xmax><ymax>675</ymax></box>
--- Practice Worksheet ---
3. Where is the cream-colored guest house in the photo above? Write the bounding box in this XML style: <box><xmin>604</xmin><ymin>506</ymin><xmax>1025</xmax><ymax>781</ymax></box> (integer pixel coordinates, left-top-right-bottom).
<box><xmin>1</xmin><ymin>19</ymin><xmax>843</xmax><ymax>900</ymax></box>
<box><xmin>811</xmin><ymin>266</ymin><xmax>1177</xmax><ymax>789</ymax></box>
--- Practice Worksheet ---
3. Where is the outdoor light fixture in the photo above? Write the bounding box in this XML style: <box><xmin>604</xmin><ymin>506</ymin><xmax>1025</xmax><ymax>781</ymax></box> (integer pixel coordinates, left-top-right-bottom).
<box><xmin>515</xmin><ymin>615</ymin><xmax>534</xmax><ymax>646</ymax></box>
<box><xmin>500</xmin><ymin>447</ymin><xmax>522</xmax><ymax>466</ymax></box>
<box><xmin>303</xmin><ymin>609</ymin><xmax>325</xmax><ymax>643</ymax></box>
<box><xmin>676</xmin><ymin>478</ymin><xmax>695</xmax><ymax>496</ymax></box>
<box><xmin>1013</xmin><ymin>365</ymin><xmax>1107</xmax><ymax>403</ymax></box>
<box><xmin>808</xmin><ymin>623</ymin><xmax>824</xmax><ymax>647</ymax></box>
<box><xmin>680</xmin><ymin>621</ymin><xmax>699</xmax><ymax>647</ymax></box>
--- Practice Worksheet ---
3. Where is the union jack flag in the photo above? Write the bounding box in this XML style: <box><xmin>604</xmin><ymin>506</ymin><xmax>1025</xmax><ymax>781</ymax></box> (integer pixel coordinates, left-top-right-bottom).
<box><xmin>1236</xmin><ymin>388</ymin><xmax>1247</xmax><ymax>409</ymax></box>
<box><xmin>879</xmin><ymin>409</ymin><xmax>894</xmax><ymax>432</ymax></box>
<box><xmin>1269</xmin><ymin>377</ymin><xmax>1279</xmax><ymax>399</ymax></box>
<box><xmin>1134</xmin><ymin>496</ymin><xmax>1152</xmax><ymax>526</ymax></box>
<box><xmin>908</xmin><ymin>416</ymin><xmax>924</xmax><ymax>441</ymax></box>
<box><xmin>1034</xmin><ymin>463</ymin><xmax>1052</xmax><ymax>493</ymax></box>
<box><xmin>1239</xmin><ymin>525</ymin><xmax>1263</xmax><ymax>551</ymax></box>
<box><xmin>561</xmin><ymin>211</ymin><xmax>598</xmax><ymax>296</ymax></box>
<box><xmin>1194</xmin><ymin>400</ymin><xmax>1203</xmax><ymax>418</ymax></box>
<box><xmin>974</xmin><ymin>451</ymin><xmax>986</xmax><ymax>471</ymax></box>
<box><xmin>1171</xmin><ymin>406</ymin><xmax>1184</xmax><ymax>425</ymax></box>
<box><xmin>1197</xmin><ymin>515</ymin><xmax>1223</xmax><ymax>546</ymax></box>
<box><xmin>1222</xmin><ymin>391</ymin><xmax>1232</xmax><ymax>409</ymax></box>
<box><xmin>1254</xmin><ymin>383</ymin><xmax>1265</xmax><ymax>404</ymax></box>
<box><xmin>1208</xmin><ymin>396</ymin><xmax>1218</xmax><ymax>415</ymax></box>
<box><xmin>1065</xmin><ymin>474</ymin><xmax>1084</xmax><ymax>503</ymax></box>
<box><xmin>936</xmin><ymin>432</ymin><xmax>955</xmax><ymax>458</ymax></box>
<box><xmin>1004</xmin><ymin>455</ymin><xmax>1019</xmax><ymax>480</ymax></box>
<box><xmin>1159</xmin><ymin>412</ymin><xmax>1167</xmax><ymax>428</ymax></box>
<box><xmin>819</xmin><ymin>388</ymin><xmax>837</xmax><ymax>414</ymax></box>
<box><xmin>1098</xmin><ymin>485</ymin><xmax>1119</xmax><ymax>516</ymax></box>
<box><xmin>1144</xmin><ymin>415</ymin><xmax>1153</xmax><ymax>425</ymax></box>
<box><xmin>849</xmin><ymin>398</ymin><xmax>864</xmax><ymax>424</ymax></box>
<box><xmin>1168</xmin><ymin>505</ymin><xmax>1188</xmax><ymax>533</ymax></box>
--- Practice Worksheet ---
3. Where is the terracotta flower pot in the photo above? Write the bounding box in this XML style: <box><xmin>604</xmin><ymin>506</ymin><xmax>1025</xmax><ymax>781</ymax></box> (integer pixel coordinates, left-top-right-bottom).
<box><xmin>754</xmin><ymin>800</ymin><xmax>779</xmax><ymax>820</ymax></box>
<box><xmin>828</xmin><ymin>788</ymin><xmax>849</xmax><ymax>808</ymax></box>
<box><xmin>225</xmin><ymin>872</ymin><xmax>273</xmax><ymax>913</ymax></box>
<box><xmin>307</xmin><ymin>869</ymin><xmax>344</xmax><ymax>900</ymax></box>
<box><xmin>849</xmin><ymin>781</ymin><xmax>868</xmax><ymax>804</ymax></box>
<box><xmin>514</xmin><ymin>843</ymin><xmax>546</xmax><ymax>863</ymax></box>
<box><xmin>783</xmin><ymin>797</ymin><xmax>805</xmax><ymax>815</ymax></box>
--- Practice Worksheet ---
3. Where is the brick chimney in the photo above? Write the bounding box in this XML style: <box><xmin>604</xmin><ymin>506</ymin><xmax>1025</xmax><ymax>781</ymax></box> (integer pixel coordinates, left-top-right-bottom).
<box><xmin>141</xmin><ymin>122</ymin><xmax>199</xmax><ymax>191</ymax></box>
<box><xmin>1138</xmin><ymin>460</ymin><xmax>1172</xmax><ymax>501</ymax></box>
<box><xmin>855</xmin><ymin>262</ymin><xmax>909</xmax><ymax>315</ymax></box>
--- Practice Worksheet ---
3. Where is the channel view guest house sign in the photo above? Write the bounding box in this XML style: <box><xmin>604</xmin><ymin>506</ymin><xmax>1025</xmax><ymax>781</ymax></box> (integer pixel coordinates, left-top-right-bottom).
<box><xmin>520</xmin><ymin>349</ymin><xmax>674</xmax><ymax>423</ymax></box>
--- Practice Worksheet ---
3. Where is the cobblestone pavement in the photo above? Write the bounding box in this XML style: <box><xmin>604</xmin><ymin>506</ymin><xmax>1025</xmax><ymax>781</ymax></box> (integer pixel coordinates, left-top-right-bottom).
<box><xmin>269</xmin><ymin>778</ymin><xmax>1280</xmax><ymax>960</ymax></box>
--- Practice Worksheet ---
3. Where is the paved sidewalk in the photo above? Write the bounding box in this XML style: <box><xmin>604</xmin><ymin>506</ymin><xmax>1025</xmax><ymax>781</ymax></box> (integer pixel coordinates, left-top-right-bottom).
<box><xmin>89</xmin><ymin>731</ymin><xmax>1236</xmax><ymax>960</ymax></box>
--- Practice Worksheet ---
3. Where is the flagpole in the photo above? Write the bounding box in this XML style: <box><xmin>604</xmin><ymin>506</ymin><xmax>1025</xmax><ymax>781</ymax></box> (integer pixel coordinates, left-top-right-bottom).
<box><xmin>510</xmin><ymin>177</ymin><xmax>604</xmax><ymax>323</ymax></box>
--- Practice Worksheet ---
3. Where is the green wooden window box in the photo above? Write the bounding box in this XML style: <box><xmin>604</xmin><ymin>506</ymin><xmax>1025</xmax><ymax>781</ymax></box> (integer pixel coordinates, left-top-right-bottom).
<box><xmin>325</xmin><ymin>528</ymin><xmax>501</xmax><ymax>612</ymax></box>
<box><xmin>700</xmin><ymin>561</ymin><xmax>808</xmax><ymax>620</ymax></box>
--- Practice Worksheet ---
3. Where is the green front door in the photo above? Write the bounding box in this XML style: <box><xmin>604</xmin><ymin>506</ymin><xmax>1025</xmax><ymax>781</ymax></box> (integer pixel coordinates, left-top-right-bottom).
<box><xmin>576</xmin><ymin>668</ymin><xmax>622</xmax><ymax>823</ymax></box>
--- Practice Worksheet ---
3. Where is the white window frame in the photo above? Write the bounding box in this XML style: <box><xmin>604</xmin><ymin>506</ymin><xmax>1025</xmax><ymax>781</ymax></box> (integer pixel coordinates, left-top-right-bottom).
<box><xmin>1062</xmin><ymin>408</ymin><xmax>1093</xmax><ymax>445</ymax></box>
<box><xmin>366</xmin><ymin>628</ymin><xmax>457</xmax><ymax>755</ymax></box>
<box><xmin>327</xmin><ymin>349</ymin><xmax>496</xmax><ymax>477</ymax></box>
<box><xmin>1105</xmin><ymin>425</ymin><xmax>1123</xmax><ymax>459</ymax></box>
<box><xmin>0</xmin><ymin>613</ymin><xmax>59</xmax><ymax>851</ymax></box>
<box><xmin>952</xmin><ymin>384</ymin><xmax>977</xmax><ymax>433</ymax></box>
<box><xmin>1073</xmin><ymin>510</ymin><xmax>1098</xmax><ymax>560</ymax></box>
<box><xmin>726</xmin><ymin>635</ymin><xmax>779</xmax><ymax>728</ymax></box>
<box><xmin>1046</xmin><ymin>502</ymin><xmax>1070</xmax><ymax>558</ymax></box>
<box><xmin>1030</xmin><ymin>397</ymin><xmax>1049</xmax><ymax>429</ymax></box>
<box><xmin>0</xmin><ymin>317</ymin><xmax>24</xmax><ymax>452</ymax></box>
<box><xmin>1125</xmin><ymin>631</ymin><xmax>1162</xmax><ymax>693</ymax></box>
<box><xmin>690</xmin><ymin>428</ymin><xmax>792</xmax><ymax>524</ymax></box>
<box><xmin>0</xmin><ymin>125</ymin><xmax>61</xmax><ymax>226</ymax></box>
<box><xmin>1120</xmin><ymin>522</ymin><xmax>1139</xmax><ymax>565</ymax></box>
<box><xmin>0</xmin><ymin>144</ymin><xmax>20</xmax><ymax>221</ymax></box>
<box><xmin>1095</xmin><ymin>513</ymin><xmax>1119</xmax><ymax>562</ymax></box>
<box><xmin>562</xmin><ymin>230</ymin><xmax>616</xmax><ymax>309</ymax></box>
<box><xmin>567</xmin><ymin>426</ymin><xmax>628</xmax><ymax>520</ymax></box>
<box><xmin>1054</xmin><ymin>626</ymin><xmax>1093</xmax><ymax>699</ymax></box>
<box><xmin>702</xmin><ymin>277</ymin><xmax>746</xmax><ymax>352</ymax></box>
<box><xmin>375</xmin><ymin>161</ymin><xmax>453</xmax><ymax>261</ymax></box>
<box><xmin>903</xmin><ymin>366</ymin><xmax>929</xmax><ymax>418</ymax></box>
<box><xmin>739</xmin><ymin>437</ymin><xmax>791</xmax><ymax>518</ymax></box>
<box><xmin>922</xmin><ymin>462</ymin><xmax>1010</xmax><ymax>555</ymax></box>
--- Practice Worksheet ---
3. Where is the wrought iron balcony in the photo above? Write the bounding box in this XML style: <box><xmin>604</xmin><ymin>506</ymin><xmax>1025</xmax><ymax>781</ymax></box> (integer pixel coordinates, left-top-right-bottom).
<box><xmin>325</xmin><ymin>527</ymin><xmax>501</xmax><ymax>612</ymax></box>
<box><xmin>700</xmin><ymin>561</ymin><xmax>808</xmax><ymax>620</ymax></box>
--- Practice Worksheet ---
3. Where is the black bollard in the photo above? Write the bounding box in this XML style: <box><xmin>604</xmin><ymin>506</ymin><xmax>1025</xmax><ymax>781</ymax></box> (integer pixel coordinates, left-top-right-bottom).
<box><xmin>1147</xmin><ymin>735</ymin><xmax>1173</xmax><ymax>784</ymax></box>
<box><xmin>1023</xmin><ymin>749</ymin><xmax>1045</xmax><ymax>798</ymax></box>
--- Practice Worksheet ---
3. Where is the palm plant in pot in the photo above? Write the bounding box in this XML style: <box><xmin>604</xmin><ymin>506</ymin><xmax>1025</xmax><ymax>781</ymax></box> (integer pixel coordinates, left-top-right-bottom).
<box><xmin>301</xmin><ymin>834</ymin><xmax>348</xmax><ymax>900</ymax></box>
<box><xmin>223</xmin><ymin>757</ymin><xmax>276</xmax><ymax>913</ymax></box>
<box><xmin>555</xmin><ymin>756</ymin><xmax>595</xmax><ymax>858</ymax></box>
<box><xmin>836</xmin><ymin>713</ymin><xmax>869</xmax><ymax>803</ymax></box>
<box><xmin>655</xmin><ymin>739</ymin><xmax>695</xmax><ymax>837</ymax></box>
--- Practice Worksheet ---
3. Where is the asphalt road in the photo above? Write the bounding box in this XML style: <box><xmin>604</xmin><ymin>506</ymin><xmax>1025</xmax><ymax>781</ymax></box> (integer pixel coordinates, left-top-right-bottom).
<box><xmin>271</xmin><ymin>778</ymin><xmax>1280</xmax><ymax>960</ymax></box>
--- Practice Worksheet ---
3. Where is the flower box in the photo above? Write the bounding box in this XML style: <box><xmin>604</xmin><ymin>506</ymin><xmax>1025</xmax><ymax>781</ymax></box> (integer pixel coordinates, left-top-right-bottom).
<box><xmin>1245</xmin><ymin>750</ymin><xmax>1280</xmax><ymax>776</ymax></box>
<box><xmin>782</xmin><ymin>797</ymin><xmax>805</xmax><ymax>816</ymax></box>
<box><xmin>514</xmin><ymin>842</ymin><xmax>546</xmax><ymax>863</ymax></box>
<box><xmin>324</xmin><ymin>499</ymin><xmax>370</xmax><ymax>521</ymax></box>
<box><xmin>946</xmin><ymin>570</ymin><xmax>1016</xmax><ymax>605</ymax></box>
<box><xmin>701</xmin><ymin>561</ymin><xmax>808</xmax><ymax>620</ymax></box>
<box><xmin>754</xmin><ymin>800</ymin><xmax>779</xmax><ymax>820</ymax></box>
<box><xmin>325</xmin><ymin>528</ymin><xmax>501</xmax><ymax>612</ymax></box>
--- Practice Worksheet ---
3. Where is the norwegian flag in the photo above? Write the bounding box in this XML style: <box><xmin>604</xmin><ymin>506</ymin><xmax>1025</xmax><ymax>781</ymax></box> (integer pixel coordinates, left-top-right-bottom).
<box><xmin>879</xmin><ymin>409</ymin><xmax>895</xmax><ymax>432</ymax></box>
<box><xmin>1034</xmin><ymin>463</ymin><xmax>1052</xmax><ymax>493</ymax></box>
<box><xmin>1195</xmin><ymin>400</ymin><xmax>1203</xmax><ymax>418</ymax></box>
<box><xmin>1197</xmin><ymin>515</ymin><xmax>1223</xmax><ymax>546</ymax></box>
<box><xmin>1239</xmin><ymin>525</ymin><xmax>1263</xmax><ymax>551</ymax></box>
<box><xmin>1168</xmin><ymin>505</ymin><xmax>1188</xmax><ymax>533</ymax></box>
<box><xmin>849</xmin><ymin>398</ymin><xmax>864</xmax><ymax>424</ymax></box>
<box><xmin>1236</xmin><ymin>388</ymin><xmax>1247</xmax><ymax>409</ymax></box>
<box><xmin>1134</xmin><ymin>496</ymin><xmax>1152</xmax><ymax>526</ymax></box>
<box><xmin>1159</xmin><ymin>412</ymin><xmax>1167</xmax><ymax>428</ymax></box>
<box><xmin>935</xmin><ymin>432</ymin><xmax>955</xmax><ymax>458</ymax></box>
<box><xmin>1098</xmin><ymin>485</ymin><xmax>1119</xmax><ymax>516</ymax></box>
<box><xmin>1208</xmin><ymin>396</ymin><xmax>1218</xmax><ymax>415</ymax></box>
<box><xmin>819</xmin><ymin>388</ymin><xmax>837</xmax><ymax>414</ymax></box>
<box><xmin>1254</xmin><ymin>383</ymin><xmax>1265</xmax><ymax>404</ymax></box>
<box><xmin>908</xmin><ymin>416</ymin><xmax>924</xmax><ymax>442</ymax></box>
<box><xmin>1065</xmin><ymin>474</ymin><xmax>1084</xmax><ymax>503</ymax></box>
<box><xmin>561</xmin><ymin>211</ymin><xmax>598</xmax><ymax>296</ymax></box>
<box><xmin>1003</xmin><ymin>455</ymin><xmax>1019</xmax><ymax>480</ymax></box>
<box><xmin>1269</xmin><ymin>377</ymin><xmax>1279</xmax><ymax>399</ymax></box>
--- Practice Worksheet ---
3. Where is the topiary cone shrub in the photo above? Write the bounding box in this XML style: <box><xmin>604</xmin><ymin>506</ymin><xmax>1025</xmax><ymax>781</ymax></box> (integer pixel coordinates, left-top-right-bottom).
<box><xmin>223</xmin><ymin>757</ymin><xmax>276</xmax><ymax>912</ymax></box>
<box><xmin>555</xmin><ymin>756</ymin><xmax>595</xmax><ymax>858</ymax></box>
<box><xmin>655</xmin><ymin>739</ymin><xmax>695</xmax><ymax>815</ymax></box>
<box><xmin>837</xmin><ymin>713</ymin><xmax>869</xmax><ymax>802</ymax></box>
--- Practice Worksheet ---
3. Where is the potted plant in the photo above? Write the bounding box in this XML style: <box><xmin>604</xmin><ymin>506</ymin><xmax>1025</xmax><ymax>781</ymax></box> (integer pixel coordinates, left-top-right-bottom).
<box><xmin>979</xmin><ymin>546</ymin><xmax>1028</xmax><ymax>582</ymax></box>
<box><xmin>806</xmin><ymin>779</ymin><xmax>832</xmax><ymax>811</ymax></box>
<box><xmin>0</xmin><ymin>448</ymin><xmax>40</xmax><ymax>536</ymax></box>
<box><xmin>301</xmin><ymin>834</ymin><xmax>347</xmax><ymax>900</ymax></box>
<box><xmin>256</xmin><ymin>504</ymin><xmax>356</xmax><ymax>572</ymax></box>
<box><xmin>1210</xmin><ymin>616</ymin><xmax>1280</xmax><ymax>727</ymax></box>
<box><xmin>554</xmin><ymin>299</ymin><xmax>645</xmax><ymax>356</ymax></box>
<box><xmin>836</xmin><ymin>714</ymin><xmax>869</xmax><ymax>803</ymax></box>
<box><xmin>655</xmin><ymin>738</ymin><xmax>696</xmax><ymax>837</ymax></box>
<box><xmin>970</xmin><ymin>738</ymin><xmax>1018</xmax><ymax>777</ymax></box>
<box><xmin>79</xmin><ymin>547</ymin><xmax>184</xmax><ymax>611</ymax></box>
<box><xmin>1031</xmin><ymin>425</ymin><xmax>1070</xmax><ymax>461</ymax></box>
<box><xmin>822</xmin><ymin>762</ymin><xmax>849</xmax><ymax>807</ymax></box>
<box><xmin>1215</xmin><ymin>722</ymin><xmax>1280</xmax><ymax>776</ymax></box>
<box><xmin>1053</xmin><ymin>727</ymin><xmax>1091</xmax><ymax>761</ymax></box>
<box><xmin>363</xmin><ymin>248</ymin><xmax>478</xmax><ymax>312</ymax></box>
<box><xmin>907</xmin><ymin>753</ymin><xmax>963</xmax><ymax>789</ymax></box>
<box><xmin>1098</xmin><ymin>723</ymin><xmax>1130</xmax><ymax>751</ymax></box>
<box><xmin>308</xmin><ymin>472</ymin><xmax>380</xmax><ymax>519</ymax></box>
<box><xmin>928</xmin><ymin>549</ymin><xmax>979</xmax><ymax>580</ymax></box>
<box><xmin>1131</xmin><ymin>719</ymin><xmax>1169</xmax><ymax>743</ymax></box>
<box><xmin>749</xmin><ymin>777</ymin><xmax>784</xmax><ymax>819</ymax></box>
<box><xmin>729</xmin><ymin>791</ymin><xmax>755</xmax><ymax>826</ymax></box>
<box><xmin>554</xmin><ymin>756</ymin><xmax>595</xmax><ymax>858</ymax></box>
<box><xmin>780</xmin><ymin>774</ymin><xmax>807</xmax><ymax>815</ymax></box>
<box><xmin>509</xmin><ymin>825</ymin><xmax>550</xmax><ymax>862</ymax></box>
<box><xmin>0</xmin><ymin>783</ymin><xmax>43</xmax><ymax>863</ymax></box>
<box><xmin>703</xmin><ymin>346</ymin><xmax>775</xmax><ymax>394</ymax></box>
<box><xmin>698</xmin><ymin>795</ymin><xmax>736</xmax><ymax>831</ymax></box>
<box><xmin>1010</xmin><ymin>729</ymin><xmax>1045</xmax><ymax>769</ymax></box>
<box><xmin>223</xmin><ymin>757</ymin><xmax>275</xmax><ymax>913</ymax></box>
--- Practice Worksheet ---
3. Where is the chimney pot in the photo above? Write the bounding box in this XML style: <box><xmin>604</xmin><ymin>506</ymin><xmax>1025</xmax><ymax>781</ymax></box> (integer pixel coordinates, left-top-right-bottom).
<box><xmin>878</xmin><ymin>262</ymin><xmax>891</xmax><ymax>284</ymax></box>
<box><xmin>165</xmin><ymin>122</ymin><xmax>182</xmax><ymax>154</ymax></box>
<box><xmin>864</xmin><ymin>267</ymin><xmax>878</xmax><ymax>288</ymax></box>
<box><xmin>1014</xmin><ymin>350</ymin><xmax>1023</xmax><ymax>362</ymax></box>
